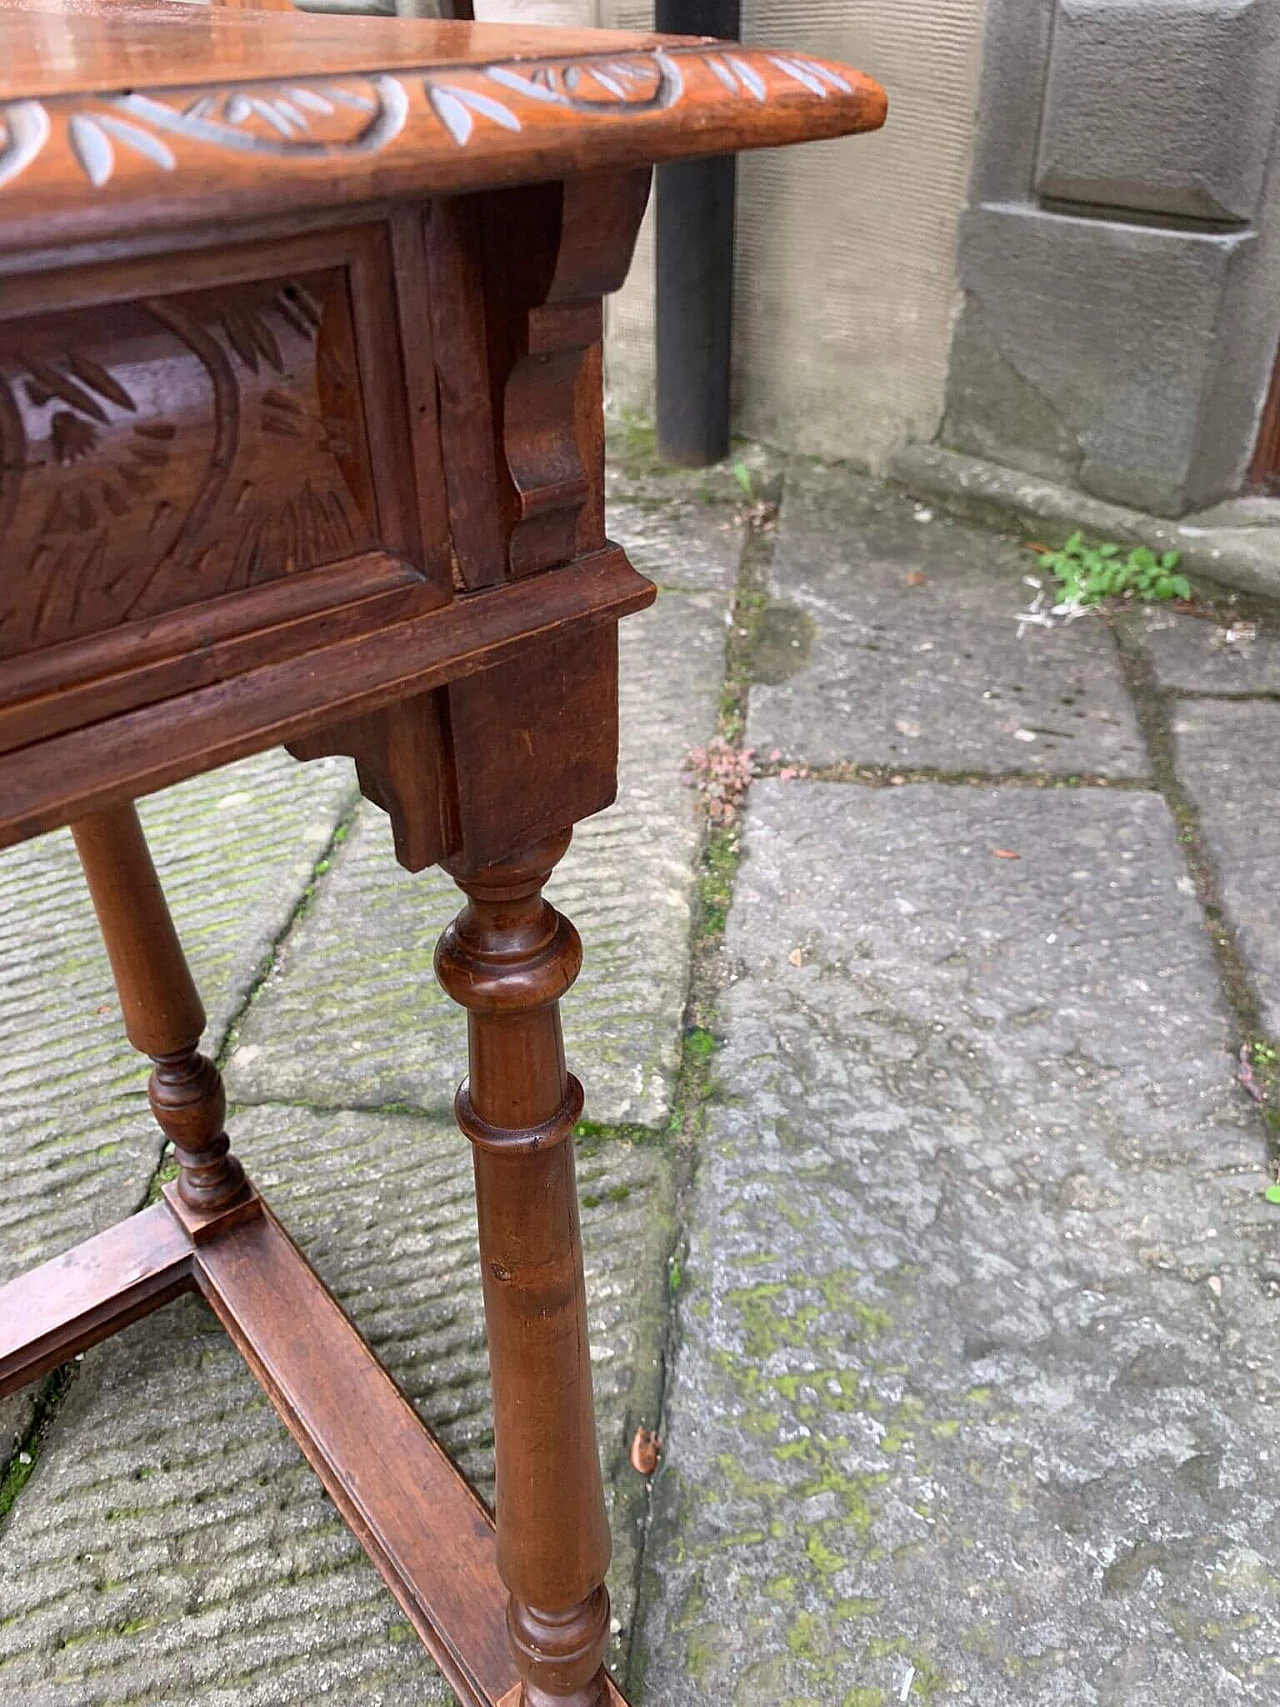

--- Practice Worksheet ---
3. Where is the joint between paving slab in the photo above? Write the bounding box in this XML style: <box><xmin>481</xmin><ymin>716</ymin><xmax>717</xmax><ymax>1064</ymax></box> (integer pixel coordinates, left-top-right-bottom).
<box><xmin>216</xmin><ymin>792</ymin><xmax>363</xmax><ymax>1075</ymax></box>
<box><xmin>1111</xmin><ymin>615</ymin><xmax>1280</xmax><ymax>1156</ymax></box>
<box><xmin>621</xmin><ymin>467</ymin><xmax>786</xmax><ymax>1693</ymax></box>
<box><xmin>0</xmin><ymin>1361</ymin><xmax>76</xmax><ymax>1535</ymax></box>
<box><xmin>1166</xmin><ymin>688</ymin><xmax>1280</xmax><ymax>704</ymax></box>
<box><xmin>752</xmin><ymin>758</ymin><xmax>1155</xmax><ymax>792</ymax></box>
<box><xmin>1</xmin><ymin>790</ymin><xmax>364</xmax><ymax>1530</ymax></box>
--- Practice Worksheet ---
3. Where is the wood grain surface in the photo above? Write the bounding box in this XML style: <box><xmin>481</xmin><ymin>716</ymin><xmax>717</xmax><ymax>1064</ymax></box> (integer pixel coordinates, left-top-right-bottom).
<box><xmin>0</xmin><ymin>4</ymin><xmax>887</xmax><ymax>256</ymax></box>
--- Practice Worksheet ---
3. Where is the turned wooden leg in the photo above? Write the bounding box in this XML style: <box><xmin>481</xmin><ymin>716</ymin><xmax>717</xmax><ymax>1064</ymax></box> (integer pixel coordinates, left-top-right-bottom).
<box><xmin>72</xmin><ymin>803</ymin><xmax>246</xmax><ymax>1214</ymax></box>
<box><xmin>435</xmin><ymin>830</ymin><xmax>612</xmax><ymax>1707</ymax></box>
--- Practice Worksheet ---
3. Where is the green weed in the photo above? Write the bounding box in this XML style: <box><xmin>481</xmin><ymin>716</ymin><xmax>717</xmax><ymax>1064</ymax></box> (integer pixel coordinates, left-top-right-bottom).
<box><xmin>1038</xmin><ymin>534</ymin><xmax>1191</xmax><ymax>608</ymax></box>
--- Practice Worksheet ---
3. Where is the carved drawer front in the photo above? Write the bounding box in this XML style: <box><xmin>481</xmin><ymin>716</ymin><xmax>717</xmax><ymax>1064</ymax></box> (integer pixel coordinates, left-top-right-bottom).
<box><xmin>0</xmin><ymin>224</ymin><xmax>448</xmax><ymax>757</ymax></box>
<box><xmin>0</xmin><ymin>268</ymin><xmax>378</xmax><ymax>657</ymax></box>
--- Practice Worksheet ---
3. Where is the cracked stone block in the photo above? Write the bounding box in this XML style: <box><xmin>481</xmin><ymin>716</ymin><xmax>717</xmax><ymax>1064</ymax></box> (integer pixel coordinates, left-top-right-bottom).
<box><xmin>748</xmin><ymin>466</ymin><xmax>1148</xmax><ymax>777</ymax></box>
<box><xmin>228</xmin><ymin>589</ymin><xmax>727</xmax><ymax>1127</ymax></box>
<box><xmin>636</xmin><ymin>780</ymin><xmax>1279</xmax><ymax>1707</ymax></box>
<box><xmin>1174</xmin><ymin>698</ymin><xmax>1280</xmax><ymax>1037</ymax></box>
<box><xmin>0</xmin><ymin>1109</ymin><xmax>672</xmax><ymax>1705</ymax></box>
<box><xmin>1136</xmin><ymin>608</ymin><xmax>1280</xmax><ymax>695</ymax></box>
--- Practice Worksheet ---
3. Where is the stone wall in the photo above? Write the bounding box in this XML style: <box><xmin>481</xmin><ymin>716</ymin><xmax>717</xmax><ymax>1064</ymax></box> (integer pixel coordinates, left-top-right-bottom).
<box><xmin>944</xmin><ymin>0</ymin><xmax>1280</xmax><ymax>518</ymax></box>
<box><xmin>478</xmin><ymin>0</ymin><xmax>989</xmax><ymax>473</ymax></box>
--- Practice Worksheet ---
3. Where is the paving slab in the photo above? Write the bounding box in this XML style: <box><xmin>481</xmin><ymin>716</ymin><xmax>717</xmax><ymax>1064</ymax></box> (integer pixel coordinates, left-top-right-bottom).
<box><xmin>228</xmin><ymin>588</ymin><xmax>727</xmax><ymax>1127</ymax></box>
<box><xmin>749</xmin><ymin>466</ymin><xmax>1149</xmax><ymax>777</ymax></box>
<box><xmin>0</xmin><ymin>754</ymin><xmax>356</xmax><ymax>1468</ymax></box>
<box><xmin>0</xmin><ymin>1109</ymin><xmax>672</xmax><ymax>1705</ymax></box>
<box><xmin>1174</xmin><ymin>698</ymin><xmax>1280</xmax><ymax>1037</ymax></box>
<box><xmin>637</xmin><ymin>780</ymin><xmax>1280</xmax><ymax>1707</ymax></box>
<box><xmin>1134</xmin><ymin>608</ymin><xmax>1280</xmax><ymax>695</ymax></box>
<box><xmin>607</xmin><ymin>497</ymin><xmax>744</xmax><ymax>595</ymax></box>
<box><xmin>0</xmin><ymin>750</ymin><xmax>356</xmax><ymax>1284</ymax></box>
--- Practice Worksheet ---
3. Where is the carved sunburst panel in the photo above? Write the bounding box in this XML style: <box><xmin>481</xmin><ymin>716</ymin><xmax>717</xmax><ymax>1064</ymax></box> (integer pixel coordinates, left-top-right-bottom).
<box><xmin>0</xmin><ymin>267</ymin><xmax>377</xmax><ymax>659</ymax></box>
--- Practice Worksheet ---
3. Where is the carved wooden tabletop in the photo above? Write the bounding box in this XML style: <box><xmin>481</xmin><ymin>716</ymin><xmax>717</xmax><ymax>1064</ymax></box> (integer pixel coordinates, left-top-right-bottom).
<box><xmin>0</xmin><ymin>0</ymin><xmax>886</xmax><ymax>253</ymax></box>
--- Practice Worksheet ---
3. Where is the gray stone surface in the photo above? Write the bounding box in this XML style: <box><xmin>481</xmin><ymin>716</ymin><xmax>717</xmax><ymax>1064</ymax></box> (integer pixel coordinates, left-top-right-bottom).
<box><xmin>229</xmin><ymin>589</ymin><xmax>728</xmax><ymax>1127</ymax></box>
<box><xmin>949</xmin><ymin>201</ymin><xmax>1250</xmax><ymax>516</ymax></box>
<box><xmin>0</xmin><ymin>751</ymin><xmax>354</xmax><ymax>1480</ymax></box>
<box><xmin>949</xmin><ymin>0</ymin><xmax>1280</xmax><ymax>519</ymax></box>
<box><xmin>1036</xmin><ymin>0</ymin><xmax>1280</xmax><ymax>225</ymax></box>
<box><xmin>1175</xmin><ymin>698</ymin><xmax>1280</xmax><ymax>1037</ymax></box>
<box><xmin>1136</xmin><ymin>608</ymin><xmax>1280</xmax><ymax>695</ymax></box>
<box><xmin>891</xmin><ymin>441</ymin><xmax>1280</xmax><ymax>604</ymax></box>
<box><xmin>608</xmin><ymin>498</ymin><xmax>744</xmax><ymax>595</ymax></box>
<box><xmin>749</xmin><ymin>468</ymin><xmax>1148</xmax><ymax>776</ymax></box>
<box><xmin>0</xmin><ymin>750</ymin><xmax>356</xmax><ymax>1290</ymax></box>
<box><xmin>0</xmin><ymin>1109</ymin><xmax>672</xmax><ymax>1705</ymax></box>
<box><xmin>638</xmin><ymin>780</ymin><xmax>1279</xmax><ymax>1707</ymax></box>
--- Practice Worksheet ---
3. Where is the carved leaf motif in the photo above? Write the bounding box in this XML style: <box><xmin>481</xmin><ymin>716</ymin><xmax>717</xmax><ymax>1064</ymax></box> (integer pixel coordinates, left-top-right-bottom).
<box><xmin>50</xmin><ymin>412</ymin><xmax>97</xmax><ymax>465</ymax></box>
<box><xmin>0</xmin><ymin>49</ymin><xmax>860</xmax><ymax>197</ymax></box>
<box><xmin>66</xmin><ymin>110</ymin><xmax>178</xmax><ymax>184</ymax></box>
<box><xmin>0</xmin><ymin>101</ymin><xmax>49</xmax><ymax>189</ymax></box>
<box><xmin>426</xmin><ymin>82</ymin><xmax>521</xmax><ymax>147</ymax></box>
<box><xmin>0</xmin><ymin>272</ymin><xmax>375</xmax><ymax>656</ymax></box>
<box><xmin>96</xmin><ymin>113</ymin><xmax>177</xmax><ymax>170</ymax></box>
<box><xmin>483</xmin><ymin>53</ymin><xmax>670</xmax><ymax>116</ymax></box>
<box><xmin>768</xmin><ymin>54</ymin><xmax>852</xmax><ymax>95</ymax></box>
<box><xmin>68</xmin><ymin>115</ymin><xmax>113</xmax><ymax>186</ymax></box>
<box><xmin>722</xmin><ymin>54</ymin><xmax>766</xmax><ymax>101</ymax></box>
<box><xmin>116</xmin><ymin>77</ymin><xmax>408</xmax><ymax>159</ymax></box>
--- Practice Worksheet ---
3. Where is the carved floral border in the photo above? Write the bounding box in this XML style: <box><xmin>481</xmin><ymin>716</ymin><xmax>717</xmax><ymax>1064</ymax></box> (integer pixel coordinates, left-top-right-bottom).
<box><xmin>0</xmin><ymin>47</ymin><xmax>857</xmax><ymax>193</ymax></box>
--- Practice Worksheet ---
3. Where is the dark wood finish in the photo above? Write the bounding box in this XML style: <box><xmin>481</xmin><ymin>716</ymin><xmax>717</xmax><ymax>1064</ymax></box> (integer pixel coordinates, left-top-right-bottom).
<box><xmin>437</xmin><ymin>832</ymin><xmax>611</xmax><ymax>1707</ymax></box>
<box><xmin>72</xmin><ymin>802</ymin><xmax>248</xmax><ymax>1211</ymax></box>
<box><xmin>425</xmin><ymin>170</ymin><xmax>649</xmax><ymax>590</ymax></box>
<box><xmin>193</xmin><ymin>1202</ymin><xmax>521</xmax><ymax>1707</ymax></box>
<box><xmin>447</xmin><ymin>622</ymin><xmax>619</xmax><ymax>868</ymax></box>
<box><xmin>0</xmin><ymin>8</ymin><xmax>885</xmax><ymax>1702</ymax></box>
<box><xmin>0</xmin><ymin>552</ymin><xmax>428</xmax><ymax>758</ymax></box>
<box><xmin>0</xmin><ymin>268</ymin><xmax>379</xmax><ymax>653</ymax></box>
<box><xmin>0</xmin><ymin>546</ymin><xmax>651</xmax><ymax>849</ymax></box>
<box><xmin>0</xmin><ymin>1201</ymin><xmax>193</xmax><ymax>1395</ymax></box>
<box><xmin>288</xmin><ymin>688</ymin><xmax>459</xmax><ymax>873</ymax></box>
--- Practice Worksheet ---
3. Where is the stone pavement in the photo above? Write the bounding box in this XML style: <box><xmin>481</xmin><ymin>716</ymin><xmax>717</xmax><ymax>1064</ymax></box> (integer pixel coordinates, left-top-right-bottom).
<box><xmin>1</xmin><ymin>448</ymin><xmax>1278</xmax><ymax>1706</ymax></box>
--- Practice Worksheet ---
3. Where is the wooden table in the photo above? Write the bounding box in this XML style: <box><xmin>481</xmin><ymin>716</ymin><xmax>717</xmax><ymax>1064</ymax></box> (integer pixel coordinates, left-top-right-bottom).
<box><xmin>0</xmin><ymin>7</ymin><xmax>885</xmax><ymax>1702</ymax></box>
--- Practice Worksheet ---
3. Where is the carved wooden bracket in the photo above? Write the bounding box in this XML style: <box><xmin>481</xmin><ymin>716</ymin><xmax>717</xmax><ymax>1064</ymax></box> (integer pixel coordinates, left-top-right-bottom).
<box><xmin>287</xmin><ymin>690</ymin><xmax>457</xmax><ymax>873</ymax></box>
<box><xmin>503</xmin><ymin>168</ymin><xmax>650</xmax><ymax>578</ymax></box>
<box><xmin>426</xmin><ymin>168</ymin><xmax>651</xmax><ymax>588</ymax></box>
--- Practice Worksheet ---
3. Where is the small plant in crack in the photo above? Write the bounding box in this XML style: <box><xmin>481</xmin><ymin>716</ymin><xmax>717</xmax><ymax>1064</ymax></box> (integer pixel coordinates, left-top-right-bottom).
<box><xmin>733</xmin><ymin>459</ymin><xmax>778</xmax><ymax>533</ymax></box>
<box><xmin>684</xmin><ymin>738</ymin><xmax>755</xmax><ymax>823</ymax></box>
<box><xmin>1035</xmin><ymin>534</ymin><xmax>1192</xmax><ymax>610</ymax></box>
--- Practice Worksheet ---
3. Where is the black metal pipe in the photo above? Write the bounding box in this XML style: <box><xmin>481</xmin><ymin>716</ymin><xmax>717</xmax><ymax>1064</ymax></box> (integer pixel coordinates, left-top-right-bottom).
<box><xmin>654</xmin><ymin>0</ymin><xmax>740</xmax><ymax>467</ymax></box>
